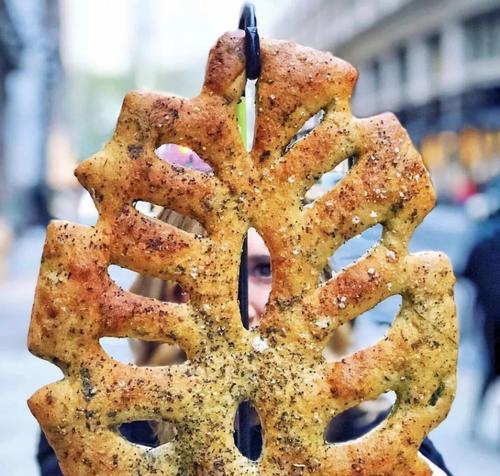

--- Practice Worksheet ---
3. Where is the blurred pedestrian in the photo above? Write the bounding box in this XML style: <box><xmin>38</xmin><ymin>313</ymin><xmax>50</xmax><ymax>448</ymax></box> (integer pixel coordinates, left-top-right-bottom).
<box><xmin>464</xmin><ymin>213</ymin><xmax>500</xmax><ymax>439</ymax></box>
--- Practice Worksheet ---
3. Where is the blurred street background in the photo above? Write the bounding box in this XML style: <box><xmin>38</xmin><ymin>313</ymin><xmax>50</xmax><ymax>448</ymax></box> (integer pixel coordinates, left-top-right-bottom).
<box><xmin>1</xmin><ymin>0</ymin><xmax>500</xmax><ymax>475</ymax></box>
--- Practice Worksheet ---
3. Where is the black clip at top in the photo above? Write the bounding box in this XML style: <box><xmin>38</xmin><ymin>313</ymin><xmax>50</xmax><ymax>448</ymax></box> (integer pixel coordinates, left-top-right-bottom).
<box><xmin>238</xmin><ymin>3</ymin><xmax>261</xmax><ymax>80</ymax></box>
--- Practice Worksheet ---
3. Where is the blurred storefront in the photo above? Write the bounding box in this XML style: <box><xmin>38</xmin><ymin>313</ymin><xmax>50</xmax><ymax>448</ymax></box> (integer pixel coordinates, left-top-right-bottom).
<box><xmin>275</xmin><ymin>0</ymin><xmax>500</xmax><ymax>204</ymax></box>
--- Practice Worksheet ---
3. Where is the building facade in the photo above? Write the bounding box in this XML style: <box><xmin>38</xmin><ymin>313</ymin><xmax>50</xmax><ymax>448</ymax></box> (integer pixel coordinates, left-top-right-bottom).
<box><xmin>1</xmin><ymin>0</ymin><xmax>61</xmax><ymax>230</ymax></box>
<box><xmin>274</xmin><ymin>0</ymin><xmax>500</xmax><ymax>197</ymax></box>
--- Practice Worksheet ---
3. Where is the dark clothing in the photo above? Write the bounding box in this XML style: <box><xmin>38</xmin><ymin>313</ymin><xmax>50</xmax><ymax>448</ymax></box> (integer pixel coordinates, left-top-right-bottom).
<box><xmin>464</xmin><ymin>224</ymin><xmax>500</xmax><ymax>400</ymax></box>
<box><xmin>38</xmin><ymin>417</ymin><xmax>452</xmax><ymax>475</ymax></box>
<box><xmin>464</xmin><ymin>225</ymin><xmax>500</xmax><ymax>324</ymax></box>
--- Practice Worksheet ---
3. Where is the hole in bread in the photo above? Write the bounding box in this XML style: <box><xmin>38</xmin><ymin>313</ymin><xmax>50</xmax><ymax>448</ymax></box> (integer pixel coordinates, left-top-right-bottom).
<box><xmin>247</xmin><ymin>228</ymin><xmax>272</xmax><ymax>330</ymax></box>
<box><xmin>284</xmin><ymin>108</ymin><xmax>326</xmax><ymax>154</ymax></box>
<box><xmin>133</xmin><ymin>200</ymin><xmax>160</xmax><ymax>218</ymax></box>
<box><xmin>131</xmin><ymin>205</ymin><xmax>207</xmax><ymax>238</ymax></box>
<box><xmin>325</xmin><ymin>391</ymin><xmax>396</xmax><ymax>443</ymax></box>
<box><xmin>323</xmin><ymin>295</ymin><xmax>402</xmax><ymax>362</ymax></box>
<box><xmin>233</xmin><ymin>400</ymin><xmax>262</xmax><ymax>460</ymax></box>
<box><xmin>117</xmin><ymin>420</ymin><xmax>177</xmax><ymax>448</ymax></box>
<box><xmin>108</xmin><ymin>263</ymin><xmax>190</xmax><ymax>303</ymax></box>
<box><xmin>303</xmin><ymin>157</ymin><xmax>351</xmax><ymax>205</ymax></box>
<box><xmin>99</xmin><ymin>337</ymin><xmax>136</xmax><ymax>364</ymax></box>
<box><xmin>136</xmin><ymin>341</ymin><xmax>188</xmax><ymax>367</ymax></box>
<box><xmin>100</xmin><ymin>337</ymin><xmax>188</xmax><ymax>367</ymax></box>
<box><xmin>349</xmin><ymin>294</ymin><xmax>402</xmax><ymax>355</ymax></box>
<box><xmin>155</xmin><ymin>143</ymin><xmax>212</xmax><ymax>173</ymax></box>
<box><xmin>108</xmin><ymin>264</ymin><xmax>139</xmax><ymax>290</ymax></box>
<box><xmin>330</xmin><ymin>224</ymin><xmax>383</xmax><ymax>271</ymax></box>
<box><xmin>243</xmin><ymin>79</ymin><xmax>257</xmax><ymax>151</ymax></box>
<box><xmin>127</xmin><ymin>274</ymin><xmax>190</xmax><ymax>304</ymax></box>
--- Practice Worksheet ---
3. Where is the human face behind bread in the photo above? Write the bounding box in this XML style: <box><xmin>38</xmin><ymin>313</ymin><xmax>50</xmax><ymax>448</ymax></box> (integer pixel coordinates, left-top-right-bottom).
<box><xmin>247</xmin><ymin>228</ymin><xmax>272</xmax><ymax>328</ymax></box>
<box><xmin>161</xmin><ymin>227</ymin><xmax>271</xmax><ymax>327</ymax></box>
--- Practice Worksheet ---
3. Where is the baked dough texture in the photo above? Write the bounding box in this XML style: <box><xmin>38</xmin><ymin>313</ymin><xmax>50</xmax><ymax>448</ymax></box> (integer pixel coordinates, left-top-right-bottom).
<box><xmin>28</xmin><ymin>31</ymin><xmax>457</xmax><ymax>475</ymax></box>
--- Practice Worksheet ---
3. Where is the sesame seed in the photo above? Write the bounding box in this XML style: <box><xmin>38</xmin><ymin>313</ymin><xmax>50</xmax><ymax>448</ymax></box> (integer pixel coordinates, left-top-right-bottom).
<box><xmin>335</xmin><ymin>295</ymin><xmax>347</xmax><ymax>309</ymax></box>
<box><xmin>252</xmin><ymin>336</ymin><xmax>269</xmax><ymax>352</ymax></box>
<box><xmin>315</xmin><ymin>318</ymin><xmax>329</xmax><ymax>329</ymax></box>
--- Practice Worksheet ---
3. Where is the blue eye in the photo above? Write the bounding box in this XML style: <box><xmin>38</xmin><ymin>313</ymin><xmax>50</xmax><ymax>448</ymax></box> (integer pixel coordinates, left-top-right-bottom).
<box><xmin>254</xmin><ymin>262</ymin><xmax>271</xmax><ymax>278</ymax></box>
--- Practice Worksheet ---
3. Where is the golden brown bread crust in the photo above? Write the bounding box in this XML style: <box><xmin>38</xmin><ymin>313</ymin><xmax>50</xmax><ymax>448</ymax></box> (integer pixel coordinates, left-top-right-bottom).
<box><xmin>28</xmin><ymin>31</ymin><xmax>457</xmax><ymax>475</ymax></box>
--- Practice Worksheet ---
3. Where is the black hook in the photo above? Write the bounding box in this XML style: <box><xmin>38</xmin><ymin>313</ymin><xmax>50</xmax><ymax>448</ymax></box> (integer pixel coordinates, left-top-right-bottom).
<box><xmin>235</xmin><ymin>3</ymin><xmax>260</xmax><ymax>462</ymax></box>
<box><xmin>238</xmin><ymin>3</ymin><xmax>261</xmax><ymax>80</ymax></box>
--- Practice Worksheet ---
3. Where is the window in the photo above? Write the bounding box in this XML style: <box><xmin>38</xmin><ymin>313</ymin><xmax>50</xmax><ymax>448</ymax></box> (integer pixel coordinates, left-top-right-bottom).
<box><xmin>464</xmin><ymin>8</ymin><xmax>500</xmax><ymax>60</ymax></box>
<box><xmin>396</xmin><ymin>46</ymin><xmax>407</xmax><ymax>86</ymax></box>
<box><xmin>427</xmin><ymin>33</ymin><xmax>442</xmax><ymax>80</ymax></box>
